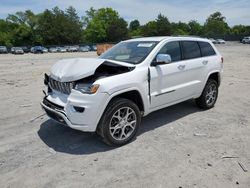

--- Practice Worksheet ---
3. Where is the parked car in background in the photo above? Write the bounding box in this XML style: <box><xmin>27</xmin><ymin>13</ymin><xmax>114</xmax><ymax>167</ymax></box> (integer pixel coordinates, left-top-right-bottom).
<box><xmin>21</xmin><ymin>46</ymin><xmax>30</xmax><ymax>53</ymax></box>
<box><xmin>68</xmin><ymin>46</ymin><xmax>79</xmax><ymax>52</ymax></box>
<box><xmin>10</xmin><ymin>47</ymin><xmax>15</xmax><ymax>54</ymax></box>
<box><xmin>42</xmin><ymin>47</ymin><xmax>48</xmax><ymax>53</ymax></box>
<box><xmin>216</xmin><ymin>39</ymin><xmax>225</xmax><ymax>44</ymax></box>
<box><xmin>0</xmin><ymin>46</ymin><xmax>8</xmax><ymax>54</ymax></box>
<box><xmin>57</xmin><ymin>47</ymin><xmax>67</xmax><ymax>53</ymax></box>
<box><xmin>209</xmin><ymin>38</ymin><xmax>217</xmax><ymax>44</ymax></box>
<box><xmin>241</xmin><ymin>37</ymin><xmax>250</xmax><ymax>44</ymax></box>
<box><xmin>49</xmin><ymin>47</ymin><xmax>57</xmax><ymax>53</ymax></box>
<box><xmin>91</xmin><ymin>45</ymin><xmax>97</xmax><ymax>51</ymax></box>
<box><xmin>79</xmin><ymin>46</ymin><xmax>90</xmax><ymax>52</ymax></box>
<box><xmin>12</xmin><ymin>47</ymin><xmax>24</xmax><ymax>55</ymax></box>
<box><xmin>31</xmin><ymin>46</ymin><xmax>43</xmax><ymax>54</ymax></box>
<box><xmin>41</xmin><ymin>36</ymin><xmax>223</xmax><ymax>146</ymax></box>
<box><xmin>64</xmin><ymin>46</ymin><xmax>70</xmax><ymax>52</ymax></box>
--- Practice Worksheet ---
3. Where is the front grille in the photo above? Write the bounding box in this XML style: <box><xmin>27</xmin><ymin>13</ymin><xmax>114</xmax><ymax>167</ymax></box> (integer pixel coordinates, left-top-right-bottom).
<box><xmin>49</xmin><ymin>77</ymin><xmax>74</xmax><ymax>94</ymax></box>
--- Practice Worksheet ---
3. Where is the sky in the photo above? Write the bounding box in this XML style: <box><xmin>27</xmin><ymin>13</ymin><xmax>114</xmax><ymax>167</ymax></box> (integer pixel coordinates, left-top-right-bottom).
<box><xmin>0</xmin><ymin>0</ymin><xmax>249</xmax><ymax>26</ymax></box>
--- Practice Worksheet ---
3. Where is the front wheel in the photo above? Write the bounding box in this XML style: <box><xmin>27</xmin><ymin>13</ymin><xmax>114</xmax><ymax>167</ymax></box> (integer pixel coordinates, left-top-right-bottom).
<box><xmin>97</xmin><ymin>98</ymin><xmax>141</xmax><ymax>146</ymax></box>
<box><xmin>196</xmin><ymin>79</ymin><xmax>218</xmax><ymax>109</ymax></box>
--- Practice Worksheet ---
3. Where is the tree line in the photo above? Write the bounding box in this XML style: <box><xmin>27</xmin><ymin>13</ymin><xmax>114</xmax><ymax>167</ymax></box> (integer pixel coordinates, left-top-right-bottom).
<box><xmin>0</xmin><ymin>6</ymin><xmax>250</xmax><ymax>47</ymax></box>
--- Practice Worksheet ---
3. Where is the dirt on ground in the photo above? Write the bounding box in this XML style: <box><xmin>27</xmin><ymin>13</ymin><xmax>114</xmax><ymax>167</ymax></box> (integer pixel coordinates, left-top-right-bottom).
<box><xmin>0</xmin><ymin>43</ymin><xmax>250</xmax><ymax>188</ymax></box>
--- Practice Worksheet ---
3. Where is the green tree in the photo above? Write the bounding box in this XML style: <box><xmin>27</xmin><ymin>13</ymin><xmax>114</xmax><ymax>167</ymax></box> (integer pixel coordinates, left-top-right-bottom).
<box><xmin>129</xmin><ymin>20</ymin><xmax>140</xmax><ymax>31</ymax></box>
<box><xmin>0</xmin><ymin>31</ymin><xmax>12</xmax><ymax>46</ymax></box>
<box><xmin>5</xmin><ymin>10</ymin><xmax>40</xmax><ymax>45</ymax></box>
<box><xmin>83</xmin><ymin>7</ymin><xmax>96</xmax><ymax>27</ymax></box>
<box><xmin>107</xmin><ymin>17</ymin><xmax>128</xmax><ymax>42</ymax></box>
<box><xmin>0</xmin><ymin>19</ymin><xmax>15</xmax><ymax>46</ymax></box>
<box><xmin>188</xmin><ymin>20</ymin><xmax>203</xmax><ymax>36</ymax></box>
<box><xmin>142</xmin><ymin>14</ymin><xmax>172</xmax><ymax>36</ymax></box>
<box><xmin>83</xmin><ymin>8</ymin><xmax>128</xmax><ymax>43</ymax></box>
<box><xmin>156</xmin><ymin>14</ymin><xmax>172</xmax><ymax>35</ymax></box>
<box><xmin>129</xmin><ymin>19</ymin><xmax>142</xmax><ymax>37</ymax></box>
<box><xmin>231</xmin><ymin>25</ymin><xmax>250</xmax><ymax>35</ymax></box>
<box><xmin>11</xmin><ymin>24</ymin><xmax>33</xmax><ymax>45</ymax></box>
<box><xmin>37</xmin><ymin>7</ymin><xmax>83</xmax><ymax>45</ymax></box>
<box><xmin>172</xmin><ymin>21</ymin><xmax>190</xmax><ymax>35</ymax></box>
<box><xmin>142</xmin><ymin>21</ymin><xmax>158</xmax><ymax>36</ymax></box>
<box><xmin>204</xmin><ymin>12</ymin><xmax>229</xmax><ymax>37</ymax></box>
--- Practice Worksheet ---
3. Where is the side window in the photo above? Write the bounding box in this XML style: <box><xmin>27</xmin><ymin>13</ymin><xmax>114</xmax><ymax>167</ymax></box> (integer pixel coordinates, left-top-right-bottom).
<box><xmin>158</xmin><ymin>41</ymin><xmax>181</xmax><ymax>62</ymax></box>
<box><xmin>182</xmin><ymin>41</ymin><xmax>201</xmax><ymax>60</ymax></box>
<box><xmin>198</xmin><ymin>42</ymin><xmax>216</xmax><ymax>57</ymax></box>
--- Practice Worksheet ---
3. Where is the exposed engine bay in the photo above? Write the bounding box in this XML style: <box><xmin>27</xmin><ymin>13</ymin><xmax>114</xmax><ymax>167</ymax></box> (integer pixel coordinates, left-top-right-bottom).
<box><xmin>75</xmin><ymin>61</ymin><xmax>134</xmax><ymax>85</ymax></box>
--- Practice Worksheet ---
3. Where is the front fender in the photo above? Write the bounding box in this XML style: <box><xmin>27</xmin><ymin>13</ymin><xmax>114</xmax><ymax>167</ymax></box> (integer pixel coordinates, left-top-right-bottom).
<box><xmin>103</xmin><ymin>87</ymin><xmax>150</xmax><ymax>116</ymax></box>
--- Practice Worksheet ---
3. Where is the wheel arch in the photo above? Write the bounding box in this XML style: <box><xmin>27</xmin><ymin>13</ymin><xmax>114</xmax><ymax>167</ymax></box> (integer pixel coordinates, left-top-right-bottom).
<box><xmin>107</xmin><ymin>89</ymin><xmax>145</xmax><ymax>114</ymax></box>
<box><xmin>205</xmin><ymin>71</ymin><xmax>221</xmax><ymax>87</ymax></box>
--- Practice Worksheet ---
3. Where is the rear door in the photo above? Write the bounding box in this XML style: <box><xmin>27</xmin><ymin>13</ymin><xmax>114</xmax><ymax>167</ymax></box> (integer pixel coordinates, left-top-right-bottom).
<box><xmin>178</xmin><ymin>41</ymin><xmax>207</xmax><ymax>95</ymax></box>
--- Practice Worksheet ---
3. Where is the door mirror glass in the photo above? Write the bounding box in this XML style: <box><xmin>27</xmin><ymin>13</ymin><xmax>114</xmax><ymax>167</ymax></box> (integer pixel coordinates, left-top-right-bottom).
<box><xmin>156</xmin><ymin>54</ymin><xmax>172</xmax><ymax>65</ymax></box>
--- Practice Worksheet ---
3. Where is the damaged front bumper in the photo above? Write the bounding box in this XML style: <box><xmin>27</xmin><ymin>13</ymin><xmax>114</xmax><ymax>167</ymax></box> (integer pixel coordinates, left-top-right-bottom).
<box><xmin>41</xmin><ymin>98</ymin><xmax>71</xmax><ymax>125</ymax></box>
<box><xmin>40</xmin><ymin>90</ymin><xmax>110</xmax><ymax>132</ymax></box>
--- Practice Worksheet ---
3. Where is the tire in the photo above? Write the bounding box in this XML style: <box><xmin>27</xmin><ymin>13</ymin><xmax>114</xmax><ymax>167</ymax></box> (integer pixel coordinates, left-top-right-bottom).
<box><xmin>196</xmin><ymin>79</ymin><xmax>218</xmax><ymax>109</ymax></box>
<box><xmin>97</xmin><ymin>98</ymin><xmax>141</xmax><ymax>146</ymax></box>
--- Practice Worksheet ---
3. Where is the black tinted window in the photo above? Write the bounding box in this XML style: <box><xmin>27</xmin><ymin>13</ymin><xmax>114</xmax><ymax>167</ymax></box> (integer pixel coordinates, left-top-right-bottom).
<box><xmin>158</xmin><ymin>41</ymin><xmax>181</xmax><ymax>62</ymax></box>
<box><xmin>182</xmin><ymin>41</ymin><xmax>201</xmax><ymax>59</ymax></box>
<box><xmin>198</xmin><ymin>42</ymin><xmax>216</xmax><ymax>57</ymax></box>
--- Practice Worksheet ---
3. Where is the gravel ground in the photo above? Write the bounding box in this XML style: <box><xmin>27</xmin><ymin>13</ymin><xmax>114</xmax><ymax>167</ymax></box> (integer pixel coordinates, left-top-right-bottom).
<box><xmin>0</xmin><ymin>43</ymin><xmax>250</xmax><ymax>188</ymax></box>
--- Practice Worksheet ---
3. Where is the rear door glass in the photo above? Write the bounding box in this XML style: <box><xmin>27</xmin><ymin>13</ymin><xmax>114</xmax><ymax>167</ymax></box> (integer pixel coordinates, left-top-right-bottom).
<box><xmin>182</xmin><ymin>41</ymin><xmax>201</xmax><ymax>60</ymax></box>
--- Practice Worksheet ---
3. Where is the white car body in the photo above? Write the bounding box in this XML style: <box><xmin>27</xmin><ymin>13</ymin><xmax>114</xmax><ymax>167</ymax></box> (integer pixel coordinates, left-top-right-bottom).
<box><xmin>242</xmin><ymin>37</ymin><xmax>250</xmax><ymax>44</ymax></box>
<box><xmin>41</xmin><ymin>37</ymin><xmax>223</xmax><ymax>133</ymax></box>
<box><xmin>216</xmin><ymin>39</ymin><xmax>226</xmax><ymax>44</ymax></box>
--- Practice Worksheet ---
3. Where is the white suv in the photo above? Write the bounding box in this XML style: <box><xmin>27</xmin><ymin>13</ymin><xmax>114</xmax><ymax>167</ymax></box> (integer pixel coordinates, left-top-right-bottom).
<box><xmin>41</xmin><ymin>37</ymin><xmax>223</xmax><ymax>146</ymax></box>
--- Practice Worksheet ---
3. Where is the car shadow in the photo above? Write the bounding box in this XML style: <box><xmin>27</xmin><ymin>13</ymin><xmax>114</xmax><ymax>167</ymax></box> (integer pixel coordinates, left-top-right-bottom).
<box><xmin>138</xmin><ymin>100</ymin><xmax>200</xmax><ymax>135</ymax></box>
<box><xmin>38</xmin><ymin>100</ymin><xmax>201</xmax><ymax>155</ymax></box>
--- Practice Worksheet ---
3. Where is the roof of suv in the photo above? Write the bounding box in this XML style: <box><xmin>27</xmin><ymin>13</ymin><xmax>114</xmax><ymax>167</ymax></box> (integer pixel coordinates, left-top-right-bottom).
<box><xmin>126</xmin><ymin>36</ymin><xmax>209</xmax><ymax>42</ymax></box>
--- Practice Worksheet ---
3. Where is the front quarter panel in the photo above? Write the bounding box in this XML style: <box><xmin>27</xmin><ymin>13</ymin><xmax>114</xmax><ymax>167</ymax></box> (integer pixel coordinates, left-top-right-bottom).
<box><xmin>96</xmin><ymin>67</ymin><xmax>150</xmax><ymax>115</ymax></box>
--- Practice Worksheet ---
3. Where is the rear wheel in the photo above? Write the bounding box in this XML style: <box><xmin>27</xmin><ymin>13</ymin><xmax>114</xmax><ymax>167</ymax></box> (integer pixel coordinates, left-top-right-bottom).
<box><xmin>97</xmin><ymin>98</ymin><xmax>141</xmax><ymax>146</ymax></box>
<box><xmin>196</xmin><ymin>79</ymin><xmax>218</xmax><ymax>109</ymax></box>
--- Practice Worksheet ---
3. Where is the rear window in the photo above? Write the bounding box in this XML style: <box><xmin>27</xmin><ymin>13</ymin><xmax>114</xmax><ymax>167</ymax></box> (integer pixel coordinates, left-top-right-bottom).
<box><xmin>182</xmin><ymin>41</ymin><xmax>201</xmax><ymax>60</ymax></box>
<box><xmin>198</xmin><ymin>42</ymin><xmax>216</xmax><ymax>57</ymax></box>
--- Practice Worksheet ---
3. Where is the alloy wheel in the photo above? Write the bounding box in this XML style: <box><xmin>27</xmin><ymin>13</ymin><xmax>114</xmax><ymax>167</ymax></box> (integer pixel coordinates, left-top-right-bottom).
<box><xmin>109</xmin><ymin>107</ymin><xmax>137</xmax><ymax>141</ymax></box>
<box><xmin>205</xmin><ymin>83</ymin><xmax>217</xmax><ymax>106</ymax></box>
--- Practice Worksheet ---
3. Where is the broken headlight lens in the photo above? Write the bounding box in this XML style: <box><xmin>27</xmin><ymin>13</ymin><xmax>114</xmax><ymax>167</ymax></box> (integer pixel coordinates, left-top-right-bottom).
<box><xmin>75</xmin><ymin>83</ymin><xmax>100</xmax><ymax>94</ymax></box>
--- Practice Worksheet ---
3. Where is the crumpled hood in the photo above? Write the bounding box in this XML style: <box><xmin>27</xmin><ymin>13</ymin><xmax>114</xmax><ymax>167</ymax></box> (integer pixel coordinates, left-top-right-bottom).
<box><xmin>50</xmin><ymin>58</ymin><xmax>104</xmax><ymax>82</ymax></box>
<box><xmin>50</xmin><ymin>58</ymin><xmax>135</xmax><ymax>82</ymax></box>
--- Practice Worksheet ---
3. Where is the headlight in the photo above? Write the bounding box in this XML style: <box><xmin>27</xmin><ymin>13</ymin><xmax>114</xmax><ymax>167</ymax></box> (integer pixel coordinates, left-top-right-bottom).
<box><xmin>75</xmin><ymin>83</ymin><xmax>100</xmax><ymax>94</ymax></box>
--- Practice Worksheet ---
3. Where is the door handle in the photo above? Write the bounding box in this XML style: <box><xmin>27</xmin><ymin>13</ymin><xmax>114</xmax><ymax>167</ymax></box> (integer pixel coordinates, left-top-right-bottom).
<box><xmin>202</xmin><ymin>60</ymin><xmax>208</xmax><ymax>65</ymax></box>
<box><xmin>178</xmin><ymin>65</ymin><xmax>185</xmax><ymax>70</ymax></box>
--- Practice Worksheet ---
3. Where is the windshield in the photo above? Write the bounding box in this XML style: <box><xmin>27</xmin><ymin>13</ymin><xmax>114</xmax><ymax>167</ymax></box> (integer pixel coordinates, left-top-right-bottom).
<box><xmin>100</xmin><ymin>41</ymin><xmax>159</xmax><ymax>64</ymax></box>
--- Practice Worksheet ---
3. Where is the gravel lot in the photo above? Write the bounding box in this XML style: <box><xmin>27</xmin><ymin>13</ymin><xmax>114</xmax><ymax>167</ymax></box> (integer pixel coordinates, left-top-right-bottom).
<box><xmin>0</xmin><ymin>42</ymin><xmax>250</xmax><ymax>188</ymax></box>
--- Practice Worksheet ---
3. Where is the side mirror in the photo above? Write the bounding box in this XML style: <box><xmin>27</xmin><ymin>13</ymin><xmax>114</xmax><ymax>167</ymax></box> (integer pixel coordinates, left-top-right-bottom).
<box><xmin>152</xmin><ymin>54</ymin><xmax>172</xmax><ymax>66</ymax></box>
<box><xmin>156</xmin><ymin>54</ymin><xmax>171</xmax><ymax>64</ymax></box>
